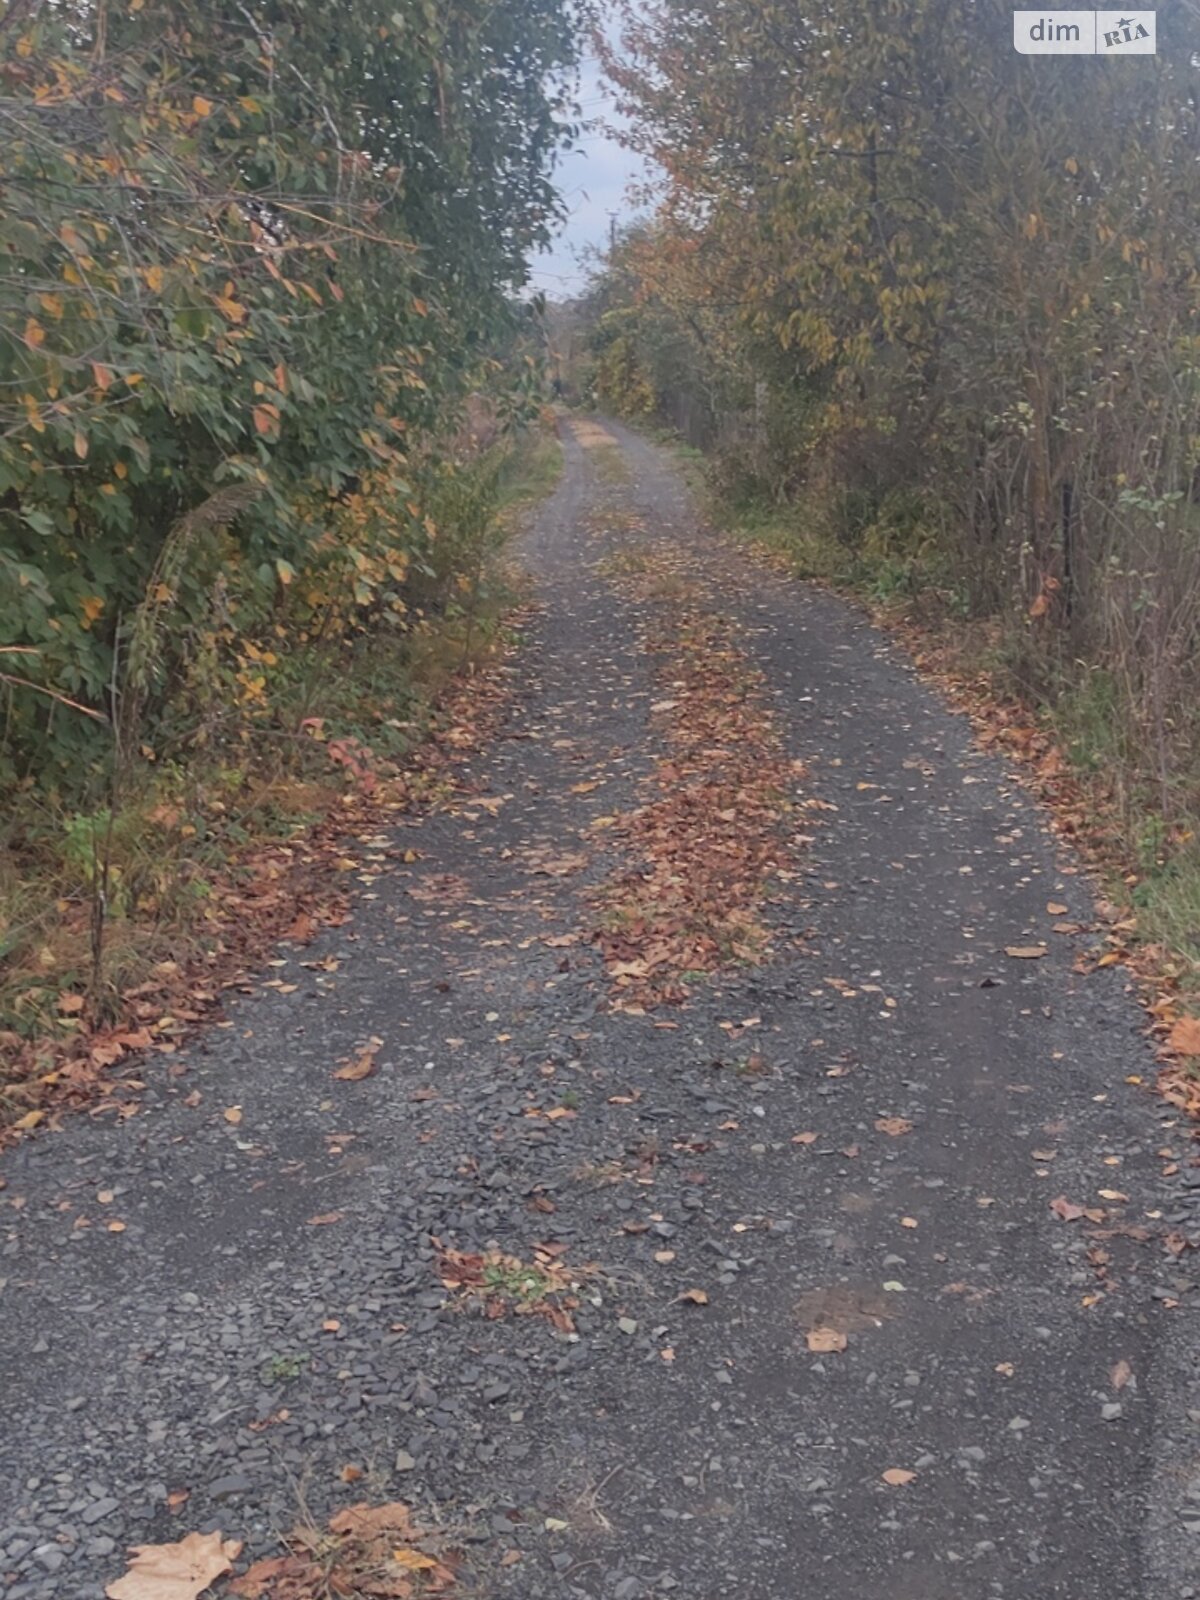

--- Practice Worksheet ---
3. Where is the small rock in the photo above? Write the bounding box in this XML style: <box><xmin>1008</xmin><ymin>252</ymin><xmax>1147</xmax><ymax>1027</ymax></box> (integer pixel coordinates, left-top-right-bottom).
<box><xmin>208</xmin><ymin>1474</ymin><xmax>254</xmax><ymax>1501</ymax></box>
<box><xmin>81</xmin><ymin>1499</ymin><xmax>118</xmax><ymax>1526</ymax></box>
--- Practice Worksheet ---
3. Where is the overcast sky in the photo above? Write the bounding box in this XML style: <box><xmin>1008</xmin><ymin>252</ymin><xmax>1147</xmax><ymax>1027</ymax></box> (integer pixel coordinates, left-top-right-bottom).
<box><xmin>526</xmin><ymin>43</ymin><xmax>649</xmax><ymax>301</ymax></box>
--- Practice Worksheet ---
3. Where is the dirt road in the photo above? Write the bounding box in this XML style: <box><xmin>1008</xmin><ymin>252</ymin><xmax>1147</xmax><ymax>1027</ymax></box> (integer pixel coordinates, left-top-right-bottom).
<box><xmin>2</xmin><ymin>420</ymin><xmax>1198</xmax><ymax>1598</ymax></box>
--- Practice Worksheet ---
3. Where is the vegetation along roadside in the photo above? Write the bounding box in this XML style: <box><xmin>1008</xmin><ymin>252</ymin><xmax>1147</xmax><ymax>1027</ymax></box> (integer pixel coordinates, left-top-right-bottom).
<box><xmin>0</xmin><ymin>0</ymin><xmax>582</xmax><ymax>1130</ymax></box>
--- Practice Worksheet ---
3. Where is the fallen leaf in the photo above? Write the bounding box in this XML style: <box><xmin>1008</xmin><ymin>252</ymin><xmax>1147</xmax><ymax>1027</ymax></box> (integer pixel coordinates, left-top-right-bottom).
<box><xmin>307</xmin><ymin>1211</ymin><xmax>343</xmax><ymax>1226</ymax></box>
<box><xmin>223</xmin><ymin>1106</ymin><xmax>243</xmax><ymax>1125</ymax></box>
<box><xmin>679</xmin><ymin>1288</ymin><xmax>709</xmax><ymax>1305</ymax></box>
<box><xmin>1050</xmin><ymin>1195</ymin><xmax>1085</xmax><ymax>1222</ymax></box>
<box><xmin>105</xmin><ymin>1532</ymin><xmax>242</xmax><ymax>1600</ymax></box>
<box><xmin>328</xmin><ymin>1502</ymin><xmax>414</xmax><ymax>1538</ymax></box>
<box><xmin>900</xmin><ymin>1216</ymin><xmax>918</xmax><ymax>1229</ymax></box>
<box><xmin>1110</xmin><ymin>1358</ymin><xmax>1132</xmax><ymax>1392</ymax></box>
<box><xmin>1046</xmin><ymin>902</ymin><xmax>1069</xmax><ymax>916</ymax></box>
<box><xmin>392</xmin><ymin>1549</ymin><xmax>438</xmax><ymax>1572</ymax></box>
<box><xmin>882</xmin><ymin>1468</ymin><xmax>917</xmax><ymax>1486</ymax></box>
<box><xmin>806</xmin><ymin>1326</ymin><xmax>847</xmax><ymax>1353</ymax></box>
<box><xmin>1005</xmin><ymin>945</ymin><xmax>1048</xmax><ymax>959</ymax></box>
<box><xmin>792</xmin><ymin>1131</ymin><xmax>818</xmax><ymax>1145</ymax></box>
<box><xmin>334</xmin><ymin>1047</ymin><xmax>379</xmax><ymax>1082</ymax></box>
<box><xmin>227</xmin><ymin>1557</ymin><xmax>292</xmax><ymax>1599</ymax></box>
<box><xmin>874</xmin><ymin>1117</ymin><xmax>912</xmax><ymax>1137</ymax></box>
<box><xmin>1167</xmin><ymin>1016</ymin><xmax>1200</xmax><ymax>1057</ymax></box>
<box><xmin>340</xmin><ymin>1463</ymin><xmax>362</xmax><ymax>1482</ymax></box>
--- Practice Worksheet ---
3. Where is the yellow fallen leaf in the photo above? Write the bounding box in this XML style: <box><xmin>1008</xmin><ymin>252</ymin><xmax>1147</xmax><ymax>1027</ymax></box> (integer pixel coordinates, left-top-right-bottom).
<box><xmin>392</xmin><ymin>1549</ymin><xmax>438</xmax><ymax>1572</ymax></box>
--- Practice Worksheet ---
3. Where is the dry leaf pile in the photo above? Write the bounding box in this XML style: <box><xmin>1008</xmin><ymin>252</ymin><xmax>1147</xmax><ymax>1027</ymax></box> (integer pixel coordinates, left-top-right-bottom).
<box><xmin>592</xmin><ymin>551</ymin><xmax>797</xmax><ymax>1009</ymax></box>
<box><xmin>106</xmin><ymin>1502</ymin><xmax>457</xmax><ymax>1600</ymax></box>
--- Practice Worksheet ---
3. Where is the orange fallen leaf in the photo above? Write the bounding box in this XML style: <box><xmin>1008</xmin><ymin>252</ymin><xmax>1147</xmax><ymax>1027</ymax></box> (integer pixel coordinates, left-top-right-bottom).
<box><xmin>104</xmin><ymin>1531</ymin><xmax>242</xmax><ymax>1600</ymax></box>
<box><xmin>328</xmin><ymin>1502</ymin><xmax>414</xmax><ymax>1538</ymax></box>
<box><xmin>882</xmin><ymin>1468</ymin><xmax>916</xmax><ymax>1486</ymax></box>
<box><xmin>1046</xmin><ymin>901</ymin><xmax>1069</xmax><ymax>916</ymax></box>
<box><xmin>334</xmin><ymin>1047</ymin><xmax>379</xmax><ymax>1082</ymax></box>
<box><xmin>1167</xmin><ymin>1016</ymin><xmax>1200</xmax><ymax>1057</ymax></box>
<box><xmin>340</xmin><ymin>1462</ymin><xmax>362</xmax><ymax>1482</ymax></box>
<box><xmin>874</xmin><ymin>1117</ymin><xmax>912</xmax><ymax>1137</ymax></box>
<box><xmin>223</xmin><ymin>1106</ymin><xmax>243</xmax><ymax>1125</ymax></box>
<box><xmin>806</xmin><ymin>1326</ymin><xmax>847</xmax><ymax>1353</ymax></box>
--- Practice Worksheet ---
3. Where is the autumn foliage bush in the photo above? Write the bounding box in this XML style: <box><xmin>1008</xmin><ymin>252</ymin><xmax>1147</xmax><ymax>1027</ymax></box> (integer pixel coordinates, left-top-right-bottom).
<box><xmin>0</xmin><ymin>0</ymin><xmax>578</xmax><ymax>1056</ymax></box>
<box><xmin>0</xmin><ymin>0</ymin><xmax>577</xmax><ymax>787</ymax></box>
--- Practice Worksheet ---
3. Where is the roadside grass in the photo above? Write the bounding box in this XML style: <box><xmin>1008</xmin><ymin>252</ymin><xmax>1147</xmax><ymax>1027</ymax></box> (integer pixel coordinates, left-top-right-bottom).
<box><xmin>0</xmin><ymin>428</ymin><xmax>563</xmax><ymax>1121</ymax></box>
